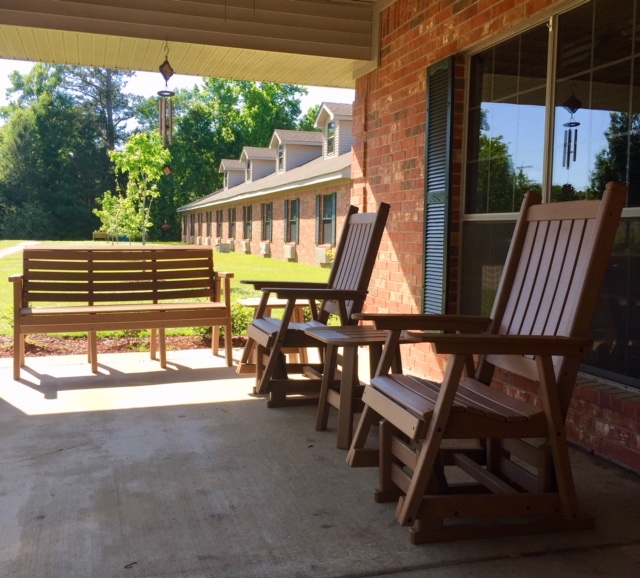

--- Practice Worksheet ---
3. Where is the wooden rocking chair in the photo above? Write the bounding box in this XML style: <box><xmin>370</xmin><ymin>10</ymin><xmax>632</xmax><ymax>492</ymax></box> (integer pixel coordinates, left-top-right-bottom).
<box><xmin>240</xmin><ymin>203</ymin><xmax>390</xmax><ymax>407</ymax></box>
<box><xmin>347</xmin><ymin>182</ymin><xmax>626</xmax><ymax>543</ymax></box>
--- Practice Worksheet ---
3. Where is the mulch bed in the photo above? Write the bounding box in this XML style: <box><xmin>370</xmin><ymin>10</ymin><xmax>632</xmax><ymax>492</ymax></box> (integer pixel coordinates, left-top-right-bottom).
<box><xmin>0</xmin><ymin>335</ymin><xmax>247</xmax><ymax>359</ymax></box>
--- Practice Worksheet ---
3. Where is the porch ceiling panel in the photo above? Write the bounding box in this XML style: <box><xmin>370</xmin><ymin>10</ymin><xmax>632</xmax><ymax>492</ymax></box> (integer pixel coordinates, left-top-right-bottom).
<box><xmin>0</xmin><ymin>0</ymin><xmax>377</xmax><ymax>88</ymax></box>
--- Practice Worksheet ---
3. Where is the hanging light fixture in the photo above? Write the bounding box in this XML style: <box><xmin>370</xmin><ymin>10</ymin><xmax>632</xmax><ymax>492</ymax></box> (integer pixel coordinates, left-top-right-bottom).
<box><xmin>158</xmin><ymin>42</ymin><xmax>175</xmax><ymax>149</ymax></box>
<box><xmin>562</xmin><ymin>84</ymin><xmax>582</xmax><ymax>169</ymax></box>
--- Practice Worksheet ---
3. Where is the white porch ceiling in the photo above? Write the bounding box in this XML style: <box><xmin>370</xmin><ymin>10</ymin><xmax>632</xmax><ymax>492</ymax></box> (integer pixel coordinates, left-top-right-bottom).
<box><xmin>0</xmin><ymin>0</ymin><xmax>380</xmax><ymax>88</ymax></box>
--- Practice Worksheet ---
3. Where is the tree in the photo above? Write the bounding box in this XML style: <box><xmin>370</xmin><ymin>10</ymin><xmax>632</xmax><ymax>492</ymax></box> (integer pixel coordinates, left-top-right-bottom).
<box><xmin>298</xmin><ymin>104</ymin><xmax>322</xmax><ymax>132</ymax></box>
<box><xmin>0</xmin><ymin>64</ymin><xmax>143</xmax><ymax>240</ymax></box>
<box><xmin>93</xmin><ymin>191</ymin><xmax>139</xmax><ymax>242</ymax></box>
<box><xmin>0</xmin><ymin>72</ymin><xmax>111</xmax><ymax>239</ymax></box>
<box><xmin>96</xmin><ymin>132</ymin><xmax>171</xmax><ymax>244</ymax></box>
<box><xmin>58</xmin><ymin>66</ymin><xmax>143</xmax><ymax>149</ymax></box>
<box><xmin>142</xmin><ymin>80</ymin><xmax>311</xmax><ymax>240</ymax></box>
<box><xmin>474</xmin><ymin>134</ymin><xmax>516</xmax><ymax>213</ymax></box>
<box><xmin>589</xmin><ymin>112</ymin><xmax>640</xmax><ymax>205</ymax></box>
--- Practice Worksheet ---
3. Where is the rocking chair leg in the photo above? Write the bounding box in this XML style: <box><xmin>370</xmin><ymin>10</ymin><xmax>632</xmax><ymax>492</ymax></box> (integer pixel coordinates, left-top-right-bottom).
<box><xmin>256</xmin><ymin>346</ymin><xmax>288</xmax><ymax>394</ymax></box>
<box><xmin>375</xmin><ymin>420</ymin><xmax>404</xmax><ymax>503</ymax></box>
<box><xmin>347</xmin><ymin>405</ymin><xmax>380</xmax><ymax>468</ymax></box>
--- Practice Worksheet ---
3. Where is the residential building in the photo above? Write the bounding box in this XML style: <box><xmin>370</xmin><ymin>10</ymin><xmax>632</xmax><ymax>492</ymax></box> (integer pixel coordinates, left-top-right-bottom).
<box><xmin>178</xmin><ymin>103</ymin><xmax>353</xmax><ymax>268</ymax></box>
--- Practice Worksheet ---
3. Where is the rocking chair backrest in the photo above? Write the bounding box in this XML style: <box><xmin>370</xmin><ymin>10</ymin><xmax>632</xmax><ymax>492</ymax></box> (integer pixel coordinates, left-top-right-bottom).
<box><xmin>479</xmin><ymin>182</ymin><xmax>626</xmax><ymax>391</ymax></box>
<box><xmin>320</xmin><ymin>202</ymin><xmax>390</xmax><ymax>323</ymax></box>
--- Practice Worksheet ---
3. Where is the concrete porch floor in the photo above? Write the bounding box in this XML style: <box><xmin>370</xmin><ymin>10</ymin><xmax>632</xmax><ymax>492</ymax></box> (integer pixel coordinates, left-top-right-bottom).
<box><xmin>0</xmin><ymin>348</ymin><xmax>639</xmax><ymax>578</ymax></box>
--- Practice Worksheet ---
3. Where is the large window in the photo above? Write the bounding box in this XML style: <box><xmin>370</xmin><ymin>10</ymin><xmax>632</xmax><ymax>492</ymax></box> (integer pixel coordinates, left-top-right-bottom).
<box><xmin>285</xmin><ymin>199</ymin><xmax>300</xmax><ymax>243</ymax></box>
<box><xmin>316</xmin><ymin>193</ymin><xmax>337</xmax><ymax>246</ymax></box>
<box><xmin>243</xmin><ymin>206</ymin><xmax>252</xmax><ymax>240</ymax></box>
<box><xmin>228</xmin><ymin>208</ymin><xmax>236</xmax><ymax>239</ymax></box>
<box><xmin>460</xmin><ymin>0</ymin><xmax>640</xmax><ymax>388</ymax></box>
<box><xmin>260</xmin><ymin>202</ymin><xmax>273</xmax><ymax>242</ymax></box>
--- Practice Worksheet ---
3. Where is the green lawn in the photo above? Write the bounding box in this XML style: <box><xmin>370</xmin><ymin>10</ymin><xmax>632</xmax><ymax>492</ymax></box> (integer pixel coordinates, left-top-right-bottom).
<box><xmin>0</xmin><ymin>241</ymin><xmax>330</xmax><ymax>338</ymax></box>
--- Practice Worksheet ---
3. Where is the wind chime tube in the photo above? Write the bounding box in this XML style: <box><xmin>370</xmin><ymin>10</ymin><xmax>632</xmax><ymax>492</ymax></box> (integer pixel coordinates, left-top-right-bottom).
<box><xmin>168</xmin><ymin>99</ymin><xmax>174</xmax><ymax>146</ymax></box>
<box><xmin>159</xmin><ymin>98</ymin><xmax>167</xmax><ymax>146</ymax></box>
<box><xmin>563</xmin><ymin>129</ymin><xmax>568</xmax><ymax>168</ymax></box>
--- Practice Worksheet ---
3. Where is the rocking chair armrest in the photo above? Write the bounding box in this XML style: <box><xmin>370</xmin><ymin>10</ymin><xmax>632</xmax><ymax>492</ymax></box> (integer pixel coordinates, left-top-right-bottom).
<box><xmin>217</xmin><ymin>272</ymin><xmax>234</xmax><ymax>279</ymax></box>
<box><xmin>427</xmin><ymin>334</ymin><xmax>592</xmax><ymax>356</ymax></box>
<box><xmin>272</xmin><ymin>288</ymin><xmax>368</xmax><ymax>301</ymax></box>
<box><xmin>9</xmin><ymin>274</ymin><xmax>23</xmax><ymax>283</ymax></box>
<box><xmin>241</xmin><ymin>280</ymin><xmax>328</xmax><ymax>290</ymax></box>
<box><xmin>351</xmin><ymin>313</ymin><xmax>492</xmax><ymax>333</ymax></box>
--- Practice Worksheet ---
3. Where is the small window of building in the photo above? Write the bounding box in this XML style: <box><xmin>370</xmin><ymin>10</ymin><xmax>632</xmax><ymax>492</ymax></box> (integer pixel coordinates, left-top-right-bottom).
<box><xmin>246</xmin><ymin>159</ymin><xmax>252</xmax><ymax>181</ymax></box>
<box><xmin>285</xmin><ymin>199</ymin><xmax>300</xmax><ymax>244</ymax></box>
<box><xmin>326</xmin><ymin>121</ymin><xmax>336</xmax><ymax>155</ymax></box>
<box><xmin>215</xmin><ymin>210</ymin><xmax>223</xmax><ymax>237</ymax></box>
<box><xmin>228</xmin><ymin>208</ymin><xmax>236</xmax><ymax>239</ymax></box>
<box><xmin>260</xmin><ymin>202</ymin><xmax>273</xmax><ymax>242</ymax></box>
<box><xmin>277</xmin><ymin>144</ymin><xmax>284</xmax><ymax>171</ymax></box>
<box><xmin>243</xmin><ymin>206</ymin><xmax>252</xmax><ymax>240</ymax></box>
<box><xmin>316</xmin><ymin>193</ymin><xmax>337</xmax><ymax>246</ymax></box>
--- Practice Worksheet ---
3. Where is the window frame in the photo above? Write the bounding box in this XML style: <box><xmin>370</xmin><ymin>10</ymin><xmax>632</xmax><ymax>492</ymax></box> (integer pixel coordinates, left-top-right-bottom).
<box><xmin>277</xmin><ymin>144</ymin><xmax>285</xmax><ymax>171</ymax></box>
<box><xmin>260</xmin><ymin>202</ymin><xmax>273</xmax><ymax>242</ymax></box>
<box><xmin>215</xmin><ymin>209</ymin><xmax>223</xmax><ymax>238</ymax></box>
<box><xmin>285</xmin><ymin>198</ymin><xmax>300</xmax><ymax>244</ymax></box>
<box><xmin>242</xmin><ymin>205</ymin><xmax>252</xmax><ymax>240</ymax></box>
<box><xmin>228</xmin><ymin>207</ymin><xmax>236</xmax><ymax>239</ymax></box>
<box><xmin>316</xmin><ymin>193</ymin><xmax>337</xmax><ymax>246</ymax></box>
<box><xmin>326</xmin><ymin>121</ymin><xmax>336</xmax><ymax>155</ymax></box>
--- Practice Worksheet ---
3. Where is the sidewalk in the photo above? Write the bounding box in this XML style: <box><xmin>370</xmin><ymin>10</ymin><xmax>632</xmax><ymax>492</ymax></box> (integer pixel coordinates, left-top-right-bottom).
<box><xmin>0</xmin><ymin>241</ymin><xmax>40</xmax><ymax>259</ymax></box>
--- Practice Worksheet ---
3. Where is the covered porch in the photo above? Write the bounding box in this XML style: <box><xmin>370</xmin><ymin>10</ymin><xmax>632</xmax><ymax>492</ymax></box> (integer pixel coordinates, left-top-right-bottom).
<box><xmin>1</xmin><ymin>348</ymin><xmax>639</xmax><ymax>576</ymax></box>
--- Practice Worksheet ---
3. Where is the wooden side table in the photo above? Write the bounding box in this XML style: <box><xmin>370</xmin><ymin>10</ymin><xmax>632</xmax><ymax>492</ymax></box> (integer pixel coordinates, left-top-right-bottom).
<box><xmin>304</xmin><ymin>325</ymin><xmax>405</xmax><ymax>450</ymax></box>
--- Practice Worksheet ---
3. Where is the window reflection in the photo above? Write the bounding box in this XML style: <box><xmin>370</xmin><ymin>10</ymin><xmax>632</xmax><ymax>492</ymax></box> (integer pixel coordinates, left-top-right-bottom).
<box><xmin>466</xmin><ymin>26</ymin><xmax>547</xmax><ymax>214</ymax></box>
<box><xmin>552</xmin><ymin>1</ymin><xmax>639</xmax><ymax>205</ymax></box>
<box><xmin>584</xmin><ymin>219</ymin><xmax>640</xmax><ymax>388</ymax></box>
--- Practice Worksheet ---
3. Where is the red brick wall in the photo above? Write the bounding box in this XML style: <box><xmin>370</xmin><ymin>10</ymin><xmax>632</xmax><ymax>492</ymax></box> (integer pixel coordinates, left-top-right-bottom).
<box><xmin>356</xmin><ymin>0</ymin><xmax>640</xmax><ymax>473</ymax></box>
<box><xmin>182</xmin><ymin>182</ymin><xmax>351</xmax><ymax>268</ymax></box>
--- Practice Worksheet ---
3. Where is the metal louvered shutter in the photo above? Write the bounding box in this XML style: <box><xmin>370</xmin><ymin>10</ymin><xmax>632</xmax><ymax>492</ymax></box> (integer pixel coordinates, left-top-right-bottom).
<box><xmin>423</xmin><ymin>57</ymin><xmax>454</xmax><ymax>314</ymax></box>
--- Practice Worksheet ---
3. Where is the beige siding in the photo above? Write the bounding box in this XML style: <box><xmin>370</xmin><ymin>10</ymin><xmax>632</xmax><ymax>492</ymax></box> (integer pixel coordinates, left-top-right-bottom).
<box><xmin>285</xmin><ymin>144</ymin><xmax>322</xmax><ymax>171</ymax></box>
<box><xmin>338</xmin><ymin>120</ymin><xmax>354</xmax><ymax>155</ymax></box>
<box><xmin>252</xmin><ymin>159</ymin><xmax>277</xmax><ymax>181</ymax></box>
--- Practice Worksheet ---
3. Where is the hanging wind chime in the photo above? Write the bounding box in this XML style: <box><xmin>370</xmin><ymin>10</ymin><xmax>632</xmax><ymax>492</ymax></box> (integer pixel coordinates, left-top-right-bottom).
<box><xmin>562</xmin><ymin>85</ymin><xmax>582</xmax><ymax>169</ymax></box>
<box><xmin>158</xmin><ymin>43</ymin><xmax>175</xmax><ymax>150</ymax></box>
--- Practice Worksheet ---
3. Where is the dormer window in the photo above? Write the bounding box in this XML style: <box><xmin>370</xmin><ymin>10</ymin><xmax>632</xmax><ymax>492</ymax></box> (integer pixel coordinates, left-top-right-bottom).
<box><xmin>246</xmin><ymin>159</ymin><xmax>251</xmax><ymax>180</ymax></box>
<box><xmin>278</xmin><ymin>144</ymin><xmax>284</xmax><ymax>171</ymax></box>
<box><xmin>326</xmin><ymin>121</ymin><xmax>336</xmax><ymax>155</ymax></box>
<box><xmin>224</xmin><ymin>172</ymin><xmax>229</xmax><ymax>188</ymax></box>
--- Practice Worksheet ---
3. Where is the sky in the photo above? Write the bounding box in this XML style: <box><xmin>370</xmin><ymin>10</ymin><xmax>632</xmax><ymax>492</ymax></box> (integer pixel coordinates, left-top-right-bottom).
<box><xmin>0</xmin><ymin>59</ymin><xmax>355</xmax><ymax>113</ymax></box>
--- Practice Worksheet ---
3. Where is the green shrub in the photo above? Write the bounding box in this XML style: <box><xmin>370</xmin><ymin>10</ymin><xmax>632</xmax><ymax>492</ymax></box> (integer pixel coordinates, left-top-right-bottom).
<box><xmin>194</xmin><ymin>302</ymin><xmax>255</xmax><ymax>340</ymax></box>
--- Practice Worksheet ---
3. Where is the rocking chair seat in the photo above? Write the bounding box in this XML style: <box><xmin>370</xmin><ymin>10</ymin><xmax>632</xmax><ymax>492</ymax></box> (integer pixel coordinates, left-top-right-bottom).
<box><xmin>365</xmin><ymin>374</ymin><xmax>546</xmax><ymax>441</ymax></box>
